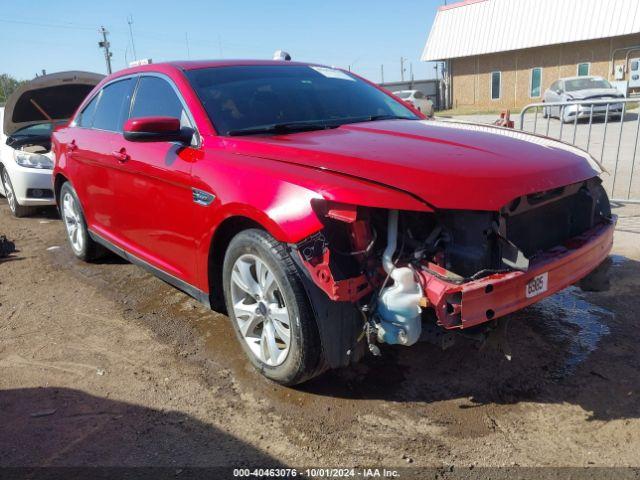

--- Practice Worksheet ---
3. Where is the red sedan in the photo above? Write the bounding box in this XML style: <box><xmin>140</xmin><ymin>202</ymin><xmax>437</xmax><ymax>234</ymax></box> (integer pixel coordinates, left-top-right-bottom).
<box><xmin>52</xmin><ymin>60</ymin><xmax>614</xmax><ymax>385</ymax></box>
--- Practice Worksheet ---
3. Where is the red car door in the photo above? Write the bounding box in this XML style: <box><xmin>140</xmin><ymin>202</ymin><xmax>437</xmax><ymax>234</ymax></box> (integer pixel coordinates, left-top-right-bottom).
<box><xmin>110</xmin><ymin>75</ymin><xmax>198</xmax><ymax>284</ymax></box>
<box><xmin>68</xmin><ymin>78</ymin><xmax>136</xmax><ymax>236</ymax></box>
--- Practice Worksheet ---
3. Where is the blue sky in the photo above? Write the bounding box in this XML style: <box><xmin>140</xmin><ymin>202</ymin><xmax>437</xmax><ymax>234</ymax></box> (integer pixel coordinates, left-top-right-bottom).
<box><xmin>0</xmin><ymin>0</ymin><xmax>445</xmax><ymax>82</ymax></box>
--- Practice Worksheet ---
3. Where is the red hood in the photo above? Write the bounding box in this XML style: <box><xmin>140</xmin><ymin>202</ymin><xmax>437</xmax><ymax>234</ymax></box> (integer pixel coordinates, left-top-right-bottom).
<box><xmin>223</xmin><ymin>119</ymin><xmax>601</xmax><ymax>211</ymax></box>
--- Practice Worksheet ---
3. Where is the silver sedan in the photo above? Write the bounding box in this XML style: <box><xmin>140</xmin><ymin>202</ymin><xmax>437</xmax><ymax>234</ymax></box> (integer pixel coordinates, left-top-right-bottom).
<box><xmin>543</xmin><ymin>76</ymin><xmax>625</xmax><ymax>123</ymax></box>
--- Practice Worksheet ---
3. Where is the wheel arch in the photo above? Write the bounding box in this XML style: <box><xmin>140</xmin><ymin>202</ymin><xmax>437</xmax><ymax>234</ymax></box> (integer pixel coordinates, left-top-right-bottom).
<box><xmin>53</xmin><ymin>172</ymin><xmax>69</xmax><ymax>209</ymax></box>
<box><xmin>207</xmin><ymin>215</ymin><xmax>267</xmax><ymax>312</ymax></box>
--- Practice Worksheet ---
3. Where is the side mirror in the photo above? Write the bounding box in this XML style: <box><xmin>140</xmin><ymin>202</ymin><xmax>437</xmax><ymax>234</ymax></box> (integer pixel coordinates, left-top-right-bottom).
<box><xmin>123</xmin><ymin>116</ymin><xmax>193</xmax><ymax>144</ymax></box>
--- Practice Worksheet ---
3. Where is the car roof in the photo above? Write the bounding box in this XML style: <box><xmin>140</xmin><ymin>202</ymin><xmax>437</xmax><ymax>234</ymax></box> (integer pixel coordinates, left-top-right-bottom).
<box><xmin>115</xmin><ymin>59</ymin><xmax>328</xmax><ymax>76</ymax></box>
<box><xmin>559</xmin><ymin>75</ymin><xmax>606</xmax><ymax>82</ymax></box>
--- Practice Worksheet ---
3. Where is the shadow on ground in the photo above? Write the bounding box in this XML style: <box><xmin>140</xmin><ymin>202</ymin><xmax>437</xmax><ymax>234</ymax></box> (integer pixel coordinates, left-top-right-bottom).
<box><xmin>0</xmin><ymin>387</ymin><xmax>280</xmax><ymax>468</ymax></box>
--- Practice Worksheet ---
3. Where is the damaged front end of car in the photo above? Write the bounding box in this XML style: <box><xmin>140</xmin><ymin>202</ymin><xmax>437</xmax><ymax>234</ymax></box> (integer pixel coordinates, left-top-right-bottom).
<box><xmin>290</xmin><ymin>177</ymin><xmax>615</xmax><ymax>367</ymax></box>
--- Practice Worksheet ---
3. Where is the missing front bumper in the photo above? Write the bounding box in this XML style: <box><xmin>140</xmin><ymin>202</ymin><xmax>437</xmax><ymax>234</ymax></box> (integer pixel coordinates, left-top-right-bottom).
<box><xmin>419</xmin><ymin>219</ymin><xmax>615</xmax><ymax>330</ymax></box>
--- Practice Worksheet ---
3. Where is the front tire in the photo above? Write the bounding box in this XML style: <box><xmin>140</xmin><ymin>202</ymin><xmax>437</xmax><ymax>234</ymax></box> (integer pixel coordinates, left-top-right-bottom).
<box><xmin>59</xmin><ymin>182</ymin><xmax>104</xmax><ymax>261</ymax></box>
<box><xmin>2</xmin><ymin>168</ymin><xmax>33</xmax><ymax>218</ymax></box>
<box><xmin>222</xmin><ymin>229</ymin><xmax>321</xmax><ymax>385</ymax></box>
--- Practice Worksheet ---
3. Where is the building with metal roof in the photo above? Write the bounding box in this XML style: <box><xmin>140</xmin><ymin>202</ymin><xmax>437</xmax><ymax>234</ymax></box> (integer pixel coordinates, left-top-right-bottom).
<box><xmin>422</xmin><ymin>0</ymin><xmax>640</xmax><ymax>110</ymax></box>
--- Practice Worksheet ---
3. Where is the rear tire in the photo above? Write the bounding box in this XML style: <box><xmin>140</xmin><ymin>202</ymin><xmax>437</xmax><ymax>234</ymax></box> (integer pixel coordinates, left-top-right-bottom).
<box><xmin>1</xmin><ymin>168</ymin><xmax>34</xmax><ymax>218</ymax></box>
<box><xmin>222</xmin><ymin>228</ymin><xmax>321</xmax><ymax>386</ymax></box>
<box><xmin>59</xmin><ymin>182</ymin><xmax>104</xmax><ymax>261</ymax></box>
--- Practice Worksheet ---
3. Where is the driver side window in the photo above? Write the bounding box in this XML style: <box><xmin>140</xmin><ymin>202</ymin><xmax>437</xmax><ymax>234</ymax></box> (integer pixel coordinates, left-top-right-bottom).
<box><xmin>130</xmin><ymin>76</ymin><xmax>192</xmax><ymax>130</ymax></box>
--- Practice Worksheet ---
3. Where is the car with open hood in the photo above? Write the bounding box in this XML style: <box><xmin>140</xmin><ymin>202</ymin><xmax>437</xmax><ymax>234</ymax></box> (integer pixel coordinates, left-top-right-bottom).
<box><xmin>52</xmin><ymin>61</ymin><xmax>614</xmax><ymax>385</ymax></box>
<box><xmin>1</xmin><ymin>71</ymin><xmax>103</xmax><ymax>217</ymax></box>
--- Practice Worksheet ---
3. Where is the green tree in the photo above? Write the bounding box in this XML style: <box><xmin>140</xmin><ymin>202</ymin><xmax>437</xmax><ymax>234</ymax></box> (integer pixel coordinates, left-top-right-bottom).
<box><xmin>0</xmin><ymin>74</ymin><xmax>26</xmax><ymax>105</ymax></box>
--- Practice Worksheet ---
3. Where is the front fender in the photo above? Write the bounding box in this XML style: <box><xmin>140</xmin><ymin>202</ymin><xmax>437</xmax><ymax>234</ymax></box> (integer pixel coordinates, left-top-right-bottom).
<box><xmin>191</xmin><ymin>147</ymin><xmax>433</xmax><ymax>290</ymax></box>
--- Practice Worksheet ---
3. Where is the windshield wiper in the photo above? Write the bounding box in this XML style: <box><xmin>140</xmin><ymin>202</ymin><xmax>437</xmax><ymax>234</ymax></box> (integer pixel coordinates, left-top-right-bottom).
<box><xmin>227</xmin><ymin>122</ymin><xmax>338</xmax><ymax>136</ymax></box>
<box><xmin>368</xmin><ymin>114</ymin><xmax>413</xmax><ymax>121</ymax></box>
<box><xmin>341</xmin><ymin>114</ymin><xmax>416</xmax><ymax>125</ymax></box>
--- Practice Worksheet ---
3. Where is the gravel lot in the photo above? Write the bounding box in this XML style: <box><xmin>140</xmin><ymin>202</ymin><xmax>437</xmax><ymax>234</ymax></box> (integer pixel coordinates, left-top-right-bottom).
<box><xmin>1</xmin><ymin>199</ymin><xmax>639</xmax><ymax>476</ymax></box>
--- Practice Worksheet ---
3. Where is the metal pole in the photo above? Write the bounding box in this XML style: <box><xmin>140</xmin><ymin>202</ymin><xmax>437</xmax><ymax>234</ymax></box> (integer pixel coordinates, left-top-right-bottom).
<box><xmin>600</xmin><ymin>103</ymin><xmax>611</xmax><ymax>166</ymax></box>
<box><xmin>627</xmin><ymin>111</ymin><xmax>640</xmax><ymax>199</ymax></box>
<box><xmin>381</xmin><ymin>64</ymin><xmax>384</xmax><ymax>84</ymax></box>
<box><xmin>400</xmin><ymin>57</ymin><xmax>405</xmax><ymax>82</ymax></box>
<box><xmin>99</xmin><ymin>26</ymin><xmax>113</xmax><ymax>74</ymax></box>
<box><xmin>611</xmin><ymin>102</ymin><xmax>627</xmax><ymax>196</ymax></box>
<box><xmin>127</xmin><ymin>15</ymin><xmax>137</xmax><ymax>61</ymax></box>
<box><xmin>572</xmin><ymin>104</ymin><xmax>579</xmax><ymax>145</ymax></box>
<box><xmin>586</xmin><ymin>104</ymin><xmax>594</xmax><ymax>152</ymax></box>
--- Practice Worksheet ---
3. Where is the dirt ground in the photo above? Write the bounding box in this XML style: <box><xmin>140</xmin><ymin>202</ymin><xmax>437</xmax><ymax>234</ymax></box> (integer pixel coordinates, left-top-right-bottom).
<box><xmin>1</xmin><ymin>199</ymin><xmax>639</xmax><ymax>476</ymax></box>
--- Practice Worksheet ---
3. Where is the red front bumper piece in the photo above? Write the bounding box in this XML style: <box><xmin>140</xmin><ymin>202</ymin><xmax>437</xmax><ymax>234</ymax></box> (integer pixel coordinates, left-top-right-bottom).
<box><xmin>419</xmin><ymin>220</ymin><xmax>615</xmax><ymax>330</ymax></box>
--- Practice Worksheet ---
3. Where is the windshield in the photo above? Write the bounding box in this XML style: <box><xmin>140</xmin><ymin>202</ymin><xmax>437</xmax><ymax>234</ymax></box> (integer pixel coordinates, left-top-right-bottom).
<box><xmin>186</xmin><ymin>65</ymin><xmax>418</xmax><ymax>136</ymax></box>
<box><xmin>564</xmin><ymin>77</ymin><xmax>612</xmax><ymax>92</ymax></box>
<box><xmin>395</xmin><ymin>91</ymin><xmax>411</xmax><ymax>99</ymax></box>
<box><xmin>11</xmin><ymin>122</ymin><xmax>55</xmax><ymax>137</ymax></box>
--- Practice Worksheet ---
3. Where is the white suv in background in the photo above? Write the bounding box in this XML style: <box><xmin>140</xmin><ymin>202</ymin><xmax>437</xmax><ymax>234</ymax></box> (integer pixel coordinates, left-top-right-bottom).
<box><xmin>392</xmin><ymin>90</ymin><xmax>434</xmax><ymax>117</ymax></box>
<box><xmin>0</xmin><ymin>71</ymin><xmax>102</xmax><ymax>217</ymax></box>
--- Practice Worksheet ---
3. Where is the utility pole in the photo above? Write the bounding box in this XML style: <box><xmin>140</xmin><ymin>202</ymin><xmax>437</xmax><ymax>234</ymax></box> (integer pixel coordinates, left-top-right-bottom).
<box><xmin>98</xmin><ymin>26</ymin><xmax>113</xmax><ymax>74</ymax></box>
<box><xmin>127</xmin><ymin>15</ymin><xmax>137</xmax><ymax>61</ymax></box>
<box><xmin>185</xmin><ymin>32</ymin><xmax>191</xmax><ymax>59</ymax></box>
<box><xmin>400</xmin><ymin>57</ymin><xmax>406</xmax><ymax>82</ymax></box>
<box><xmin>381</xmin><ymin>64</ymin><xmax>384</xmax><ymax>83</ymax></box>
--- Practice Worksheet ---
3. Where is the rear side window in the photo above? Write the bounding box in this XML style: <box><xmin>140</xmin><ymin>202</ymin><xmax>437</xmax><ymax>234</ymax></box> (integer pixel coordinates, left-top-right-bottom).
<box><xmin>131</xmin><ymin>76</ymin><xmax>189</xmax><ymax>126</ymax></box>
<box><xmin>76</xmin><ymin>94</ymin><xmax>100</xmax><ymax>128</ymax></box>
<box><xmin>92</xmin><ymin>78</ymin><xmax>134</xmax><ymax>132</ymax></box>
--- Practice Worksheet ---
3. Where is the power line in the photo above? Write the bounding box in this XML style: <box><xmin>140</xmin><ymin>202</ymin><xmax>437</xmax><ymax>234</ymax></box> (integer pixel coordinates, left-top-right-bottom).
<box><xmin>0</xmin><ymin>17</ymin><xmax>96</xmax><ymax>31</ymax></box>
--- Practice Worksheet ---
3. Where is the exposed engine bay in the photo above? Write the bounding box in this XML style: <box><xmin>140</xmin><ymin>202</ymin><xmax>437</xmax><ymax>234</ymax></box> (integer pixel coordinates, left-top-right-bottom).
<box><xmin>7</xmin><ymin>132</ymin><xmax>53</xmax><ymax>152</ymax></box>
<box><xmin>293</xmin><ymin>177</ymin><xmax>613</xmax><ymax>358</ymax></box>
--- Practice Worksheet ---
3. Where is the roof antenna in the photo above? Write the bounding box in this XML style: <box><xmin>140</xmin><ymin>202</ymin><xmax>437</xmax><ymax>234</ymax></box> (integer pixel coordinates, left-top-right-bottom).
<box><xmin>273</xmin><ymin>50</ymin><xmax>292</xmax><ymax>61</ymax></box>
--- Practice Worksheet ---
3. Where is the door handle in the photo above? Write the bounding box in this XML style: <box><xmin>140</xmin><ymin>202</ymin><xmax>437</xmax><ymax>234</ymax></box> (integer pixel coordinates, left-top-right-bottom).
<box><xmin>111</xmin><ymin>149</ymin><xmax>129</xmax><ymax>163</ymax></box>
<box><xmin>67</xmin><ymin>140</ymin><xmax>78</xmax><ymax>156</ymax></box>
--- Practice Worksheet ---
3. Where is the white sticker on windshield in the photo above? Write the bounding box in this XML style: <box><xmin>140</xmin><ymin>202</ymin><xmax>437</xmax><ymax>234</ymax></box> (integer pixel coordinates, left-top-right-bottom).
<box><xmin>310</xmin><ymin>66</ymin><xmax>355</xmax><ymax>81</ymax></box>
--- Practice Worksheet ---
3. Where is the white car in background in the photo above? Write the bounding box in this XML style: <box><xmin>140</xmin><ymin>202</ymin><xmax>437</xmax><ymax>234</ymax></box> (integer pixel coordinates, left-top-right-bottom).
<box><xmin>542</xmin><ymin>76</ymin><xmax>625</xmax><ymax>123</ymax></box>
<box><xmin>1</xmin><ymin>71</ymin><xmax>103</xmax><ymax>217</ymax></box>
<box><xmin>392</xmin><ymin>90</ymin><xmax>434</xmax><ymax>116</ymax></box>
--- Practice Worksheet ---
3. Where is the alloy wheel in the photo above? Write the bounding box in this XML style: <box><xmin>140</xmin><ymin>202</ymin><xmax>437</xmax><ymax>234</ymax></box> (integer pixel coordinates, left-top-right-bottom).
<box><xmin>62</xmin><ymin>191</ymin><xmax>85</xmax><ymax>253</ymax></box>
<box><xmin>230</xmin><ymin>254</ymin><xmax>291</xmax><ymax>366</ymax></box>
<box><xmin>2</xmin><ymin>170</ymin><xmax>16</xmax><ymax>213</ymax></box>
